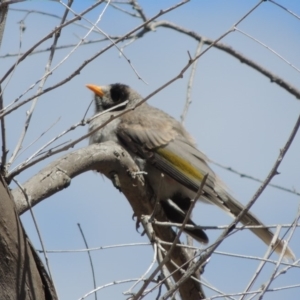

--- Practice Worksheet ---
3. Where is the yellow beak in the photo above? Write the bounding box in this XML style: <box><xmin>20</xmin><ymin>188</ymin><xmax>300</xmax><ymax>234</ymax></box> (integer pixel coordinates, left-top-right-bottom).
<box><xmin>86</xmin><ymin>84</ymin><xmax>104</xmax><ymax>97</ymax></box>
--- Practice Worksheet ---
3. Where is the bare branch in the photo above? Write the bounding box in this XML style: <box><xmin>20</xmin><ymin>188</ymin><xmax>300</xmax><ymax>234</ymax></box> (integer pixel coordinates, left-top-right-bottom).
<box><xmin>133</xmin><ymin>176</ymin><xmax>208</xmax><ymax>300</ymax></box>
<box><xmin>257</xmin><ymin>208</ymin><xmax>300</xmax><ymax>299</ymax></box>
<box><xmin>269</xmin><ymin>0</ymin><xmax>300</xmax><ymax>20</ymax></box>
<box><xmin>0</xmin><ymin>0</ymin><xmax>188</xmax><ymax>119</ymax></box>
<box><xmin>107</xmin><ymin>1</ymin><xmax>140</xmax><ymax>18</ymax></box>
<box><xmin>0</xmin><ymin>37</ymin><xmax>109</xmax><ymax>58</ymax></box>
<box><xmin>235</xmin><ymin>27</ymin><xmax>300</xmax><ymax>73</ymax></box>
<box><xmin>153</xmin><ymin>221</ymin><xmax>300</xmax><ymax>230</ymax></box>
<box><xmin>240</xmin><ymin>226</ymin><xmax>282</xmax><ymax>300</ymax></box>
<box><xmin>211</xmin><ymin>160</ymin><xmax>300</xmax><ymax>196</ymax></box>
<box><xmin>78</xmin><ymin>278</ymin><xmax>142</xmax><ymax>300</ymax></box>
<box><xmin>36</xmin><ymin>242</ymin><xmax>150</xmax><ymax>253</ymax></box>
<box><xmin>7</xmin><ymin>100</ymin><xmax>129</xmax><ymax>179</ymax></box>
<box><xmin>7</xmin><ymin>0</ymin><xmax>74</xmax><ymax>167</ymax></box>
<box><xmin>0</xmin><ymin>1</ymin><xmax>105</xmax><ymax>86</ymax></box>
<box><xmin>3</xmin><ymin>3</ymin><xmax>299</xmax><ymax>103</ymax></box>
<box><xmin>0</xmin><ymin>85</ymin><xmax>7</xmax><ymax>171</ymax></box>
<box><xmin>0</xmin><ymin>2</ymin><xmax>8</xmax><ymax>170</ymax></box>
<box><xmin>124</xmin><ymin>236</ymin><xmax>158</xmax><ymax>296</ymax></box>
<box><xmin>179</xmin><ymin>111</ymin><xmax>300</xmax><ymax>282</ymax></box>
<box><xmin>130</xmin><ymin>0</ymin><xmax>148</xmax><ymax>22</ymax></box>
<box><xmin>12</xmin><ymin>141</ymin><xmax>205</xmax><ymax>300</ymax></box>
<box><xmin>181</xmin><ymin>40</ymin><xmax>203</xmax><ymax>125</ymax></box>
<box><xmin>60</xmin><ymin>0</ymin><xmax>147</xmax><ymax>83</ymax></box>
<box><xmin>15</xmin><ymin>117</ymin><xmax>61</xmax><ymax>160</ymax></box>
<box><xmin>77</xmin><ymin>223</ymin><xmax>98</xmax><ymax>300</ymax></box>
<box><xmin>153</xmin><ymin>20</ymin><xmax>300</xmax><ymax>100</ymax></box>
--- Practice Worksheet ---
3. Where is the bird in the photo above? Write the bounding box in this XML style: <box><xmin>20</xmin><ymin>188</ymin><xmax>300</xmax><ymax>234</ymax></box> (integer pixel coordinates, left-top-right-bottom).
<box><xmin>86</xmin><ymin>82</ymin><xmax>294</xmax><ymax>260</ymax></box>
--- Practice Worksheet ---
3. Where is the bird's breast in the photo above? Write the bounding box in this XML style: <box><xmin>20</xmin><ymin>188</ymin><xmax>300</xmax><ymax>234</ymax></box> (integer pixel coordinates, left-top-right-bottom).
<box><xmin>89</xmin><ymin>114</ymin><xmax>120</xmax><ymax>144</ymax></box>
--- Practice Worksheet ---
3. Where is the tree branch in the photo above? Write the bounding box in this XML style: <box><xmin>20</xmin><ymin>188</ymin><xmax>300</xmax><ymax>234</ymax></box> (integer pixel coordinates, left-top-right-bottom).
<box><xmin>12</xmin><ymin>141</ymin><xmax>206</xmax><ymax>300</ymax></box>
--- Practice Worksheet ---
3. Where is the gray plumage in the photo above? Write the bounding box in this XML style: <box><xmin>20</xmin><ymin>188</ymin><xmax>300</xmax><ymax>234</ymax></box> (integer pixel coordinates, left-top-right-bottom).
<box><xmin>87</xmin><ymin>83</ymin><xmax>295</xmax><ymax>260</ymax></box>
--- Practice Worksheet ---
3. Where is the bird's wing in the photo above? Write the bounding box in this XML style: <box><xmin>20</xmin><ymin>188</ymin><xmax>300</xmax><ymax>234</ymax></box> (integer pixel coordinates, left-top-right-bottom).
<box><xmin>117</xmin><ymin>105</ymin><xmax>295</xmax><ymax>260</ymax></box>
<box><xmin>117</xmin><ymin>104</ymin><xmax>212</xmax><ymax>244</ymax></box>
<box><xmin>117</xmin><ymin>104</ymin><xmax>178</xmax><ymax>149</ymax></box>
<box><xmin>117</xmin><ymin>104</ymin><xmax>218</xmax><ymax>201</ymax></box>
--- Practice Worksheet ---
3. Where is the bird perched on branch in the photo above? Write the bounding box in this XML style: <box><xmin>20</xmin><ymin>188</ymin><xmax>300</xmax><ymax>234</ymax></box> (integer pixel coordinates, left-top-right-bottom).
<box><xmin>86</xmin><ymin>82</ymin><xmax>294</xmax><ymax>260</ymax></box>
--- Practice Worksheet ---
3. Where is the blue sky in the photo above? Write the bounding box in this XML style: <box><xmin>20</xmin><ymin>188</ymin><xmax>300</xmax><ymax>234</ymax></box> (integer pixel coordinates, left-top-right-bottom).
<box><xmin>1</xmin><ymin>1</ymin><xmax>300</xmax><ymax>299</ymax></box>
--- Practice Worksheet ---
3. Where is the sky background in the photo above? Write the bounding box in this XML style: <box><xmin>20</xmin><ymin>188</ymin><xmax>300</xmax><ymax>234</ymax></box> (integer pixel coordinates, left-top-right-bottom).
<box><xmin>1</xmin><ymin>0</ymin><xmax>300</xmax><ymax>299</ymax></box>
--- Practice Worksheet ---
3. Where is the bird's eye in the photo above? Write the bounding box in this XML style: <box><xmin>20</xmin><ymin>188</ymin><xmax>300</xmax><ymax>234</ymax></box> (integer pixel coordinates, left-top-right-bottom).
<box><xmin>110</xmin><ymin>83</ymin><xmax>129</xmax><ymax>102</ymax></box>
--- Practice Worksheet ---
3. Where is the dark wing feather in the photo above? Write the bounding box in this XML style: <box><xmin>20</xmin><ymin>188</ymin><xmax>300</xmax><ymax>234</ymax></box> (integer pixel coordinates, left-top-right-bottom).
<box><xmin>161</xmin><ymin>199</ymin><xmax>209</xmax><ymax>244</ymax></box>
<box><xmin>152</xmin><ymin>139</ymin><xmax>295</xmax><ymax>259</ymax></box>
<box><xmin>117</xmin><ymin>103</ymin><xmax>295</xmax><ymax>259</ymax></box>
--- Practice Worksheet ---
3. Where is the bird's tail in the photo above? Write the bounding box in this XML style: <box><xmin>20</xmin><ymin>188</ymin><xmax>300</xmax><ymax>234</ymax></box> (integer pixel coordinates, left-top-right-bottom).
<box><xmin>212</xmin><ymin>187</ymin><xmax>295</xmax><ymax>260</ymax></box>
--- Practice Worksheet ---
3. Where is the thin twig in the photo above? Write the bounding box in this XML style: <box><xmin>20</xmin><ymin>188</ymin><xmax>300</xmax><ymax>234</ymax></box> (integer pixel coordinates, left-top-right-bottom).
<box><xmin>0</xmin><ymin>18</ymin><xmax>25</xmax><ymax>98</ymax></box>
<box><xmin>174</xmin><ymin>110</ymin><xmax>300</xmax><ymax>293</ymax></box>
<box><xmin>257</xmin><ymin>208</ymin><xmax>300</xmax><ymax>300</ymax></box>
<box><xmin>13</xmin><ymin>179</ymin><xmax>54</xmax><ymax>282</ymax></box>
<box><xmin>36</xmin><ymin>242</ymin><xmax>150</xmax><ymax>253</ymax></box>
<box><xmin>107</xmin><ymin>1</ymin><xmax>140</xmax><ymax>18</ymax></box>
<box><xmin>211</xmin><ymin>160</ymin><xmax>300</xmax><ymax>196</ymax></box>
<box><xmin>8</xmin><ymin>100</ymin><xmax>128</xmax><ymax>178</ymax></box>
<box><xmin>274</xmin><ymin>258</ymin><xmax>300</xmax><ymax>280</ymax></box>
<box><xmin>0</xmin><ymin>0</ymin><xmax>105</xmax><ymax>86</ymax></box>
<box><xmin>10</xmin><ymin>7</ymin><xmax>68</xmax><ymax>19</ymax></box>
<box><xmin>9</xmin><ymin>7</ymin><xmax>110</xmax><ymax>33</ymax></box>
<box><xmin>153</xmin><ymin>20</ymin><xmax>300</xmax><ymax>100</ymax></box>
<box><xmin>141</xmin><ymin>235</ymin><xmax>196</xmax><ymax>299</ymax></box>
<box><xmin>15</xmin><ymin>117</ymin><xmax>61</xmax><ymax>160</ymax></box>
<box><xmin>156</xmin><ymin>248</ymin><xmax>176</xmax><ymax>298</ymax></box>
<box><xmin>235</xmin><ymin>27</ymin><xmax>300</xmax><ymax>73</ymax></box>
<box><xmin>5</xmin><ymin>0</ymin><xmax>108</xmax><ymax>125</ymax></box>
<box><xmin>0</xmin><ymin>37</ymin><xmax>108</xmax><ymax>58</ymax></box>
<box><xmin>8</xmin><ymin>0</ymin><xmax>74</xmax><ymax>167</ymax></box>
<box><xmin>0</xmin><ymin>0</ymin><xmax>188</xmax><ymax>119</ymax></box>
<box><xmin>156</xmin><ymin>248</ymin><xmax>232</xmax><ymax>300</ymax></box>
<box><xmin>153</xmin><ymin>221</ymin><xmax>300</xmax><ymax>230</ymax></box>
<box><xmin>78</xmin><ymin>278</ymin><xmax>143</xmax><ymax>300</ymax></box>
<box><xmin>1</xmin><ymin>17</ymin><xmax>25</xmax><ymax>171</ymax></box>
<box><xmin>130</xmin><ymin>0</ymin><xmax>148</xmax><ymax>22</ymax></box>
<box><xmin>124</xmin><ymin>243</ymin><xmax>158</xmax><ymax>296</ymax></box>
<box><xmin>213</xmin><ymin>250</ymin><xmax>298</xmax><ymax>267</ymax></box>
<box><xmin>239</xmin><ymin>226</ymin><xmax>282</xmax><ymax>300</ymax></box>
<box><xmin>60</xmin><ymin>0</ymin><xmax>147</xmax><ymax>84</ymax></box>
<box><xmin>268</xmin><ymin>0</ymin><xmax>300</xmax><ymax>20</ymax></box>
<box><xmin>77</xmin><ymin>223</ymin><xmax>97</xmax><ymax>300</ymax></box>
<box><xmin>6</xmin><ymin>3</ymin><xmax>194</xmax><ymax>180</ymax></box>
<box><xmin>3</xmin><ymin>3</ymin><xmax>300</xmax><ymax>102</ymax></box>
<box><xmin>82</xmin><ymin>99</ymin><xmax>94</xmax><ymax>121</ymax></box>
<box><xmin>133</xmin><ymin>175</ymin><xmax>208</xmax><ymax>300</ymax></box>
<box><xmin>0</xmin><ymin>85</ymin><xmax>7</xmax><ymax>171</ymax></box>
<box><xmin>181</xmin><ymin>40</ymin><xmax>203</xmax><ymax>125</ymax></box>
<box><xmin>159</xmin><ymin>242</ymin><xmax>299</xmax><ymax>273</ymax></box>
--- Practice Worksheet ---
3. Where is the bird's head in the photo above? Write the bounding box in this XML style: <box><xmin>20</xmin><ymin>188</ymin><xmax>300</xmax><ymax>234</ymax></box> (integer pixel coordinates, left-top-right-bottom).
<box><xmin>86</xmin><ymin>83</ymin><xmax>137</xmax><ymax>112</ymax></box>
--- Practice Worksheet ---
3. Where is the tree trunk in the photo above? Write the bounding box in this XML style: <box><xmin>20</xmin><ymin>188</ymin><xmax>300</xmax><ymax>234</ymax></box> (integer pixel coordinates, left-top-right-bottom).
<box><xmin>0</xmin><ymin>175</ymin><xmax>57</xmax><ymax>300</ymax></box>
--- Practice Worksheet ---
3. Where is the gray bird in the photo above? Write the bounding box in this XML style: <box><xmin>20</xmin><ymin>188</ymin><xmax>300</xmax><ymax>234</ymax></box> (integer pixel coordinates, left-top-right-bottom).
<box><xmin>86</xmin><ymin>83</ymin><xmax>294</xmax><ymax>260</ymax></box>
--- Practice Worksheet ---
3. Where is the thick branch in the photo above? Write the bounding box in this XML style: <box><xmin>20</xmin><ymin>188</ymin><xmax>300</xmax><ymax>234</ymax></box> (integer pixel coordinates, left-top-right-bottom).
<box><xmin>0</xmin><ymin>174</ymin><xmax>58</xmax><ymax>300</ymax></box>
<box><xmin>153</xmin><ymin>20</ymin><xmax>300</xmax><ymax>100</ymax></box>
<box><xmin>12</xmin><ymin>141</ymin><xmax>205</xmax><ymax>300</ymax></box>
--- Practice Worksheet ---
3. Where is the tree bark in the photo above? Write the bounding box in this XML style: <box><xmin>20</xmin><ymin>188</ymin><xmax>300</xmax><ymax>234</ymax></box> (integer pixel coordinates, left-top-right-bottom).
<box><xmin>12</xmin><ymin>142</ymin><xmax>205</xmax><ymax>299</ymax></box>
<box><xmin>0</xmin><ymin>174</ymin><xmax>58</xmax><ymax>300</ymax></box>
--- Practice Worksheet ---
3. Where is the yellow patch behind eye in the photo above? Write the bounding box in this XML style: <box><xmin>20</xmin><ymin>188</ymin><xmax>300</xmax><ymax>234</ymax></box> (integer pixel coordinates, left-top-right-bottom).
<box><xmin>156</xmin><ymin>148</ymin><xmax>204</xmax><ymax>181</ymax></box>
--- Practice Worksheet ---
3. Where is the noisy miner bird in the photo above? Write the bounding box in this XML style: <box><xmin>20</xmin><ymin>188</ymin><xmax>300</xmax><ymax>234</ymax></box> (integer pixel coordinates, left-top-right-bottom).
<box><xmin>86</xmin><ymin>83</ymin><xmax>294</xmax><ymax>260</ymax></box>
